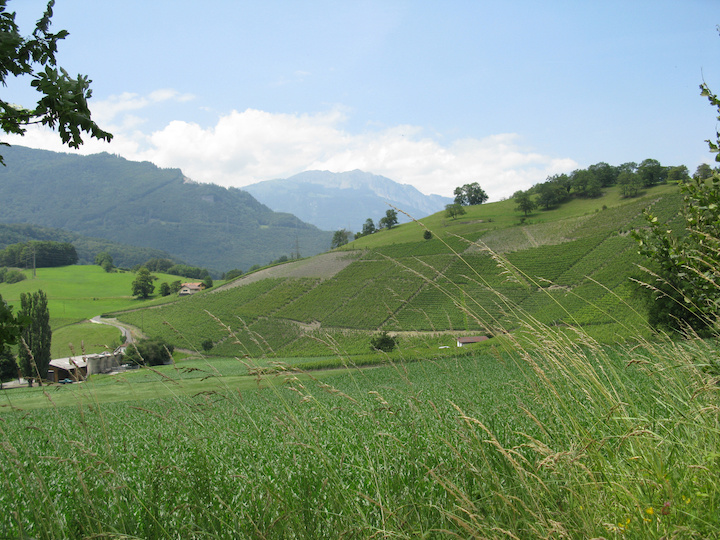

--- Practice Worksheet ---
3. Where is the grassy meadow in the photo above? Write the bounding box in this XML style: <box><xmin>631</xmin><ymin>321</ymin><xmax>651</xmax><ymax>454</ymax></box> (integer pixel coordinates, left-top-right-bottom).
<box><xmin>0</xmin><ymin>265</ymin><xmax>216</xmax><ymax>355</ymax></box>
<box><xmin>1</xmin><ymin>183</ymin><xmax>719</xmax><ymax>537</ymax></box>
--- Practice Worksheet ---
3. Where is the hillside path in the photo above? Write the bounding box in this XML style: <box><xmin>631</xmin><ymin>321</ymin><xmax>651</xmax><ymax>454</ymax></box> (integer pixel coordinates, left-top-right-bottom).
<box><xmin>90</xmin><ymin>316</ymin><xmax>139</xmax><ymax>345</ymax></box>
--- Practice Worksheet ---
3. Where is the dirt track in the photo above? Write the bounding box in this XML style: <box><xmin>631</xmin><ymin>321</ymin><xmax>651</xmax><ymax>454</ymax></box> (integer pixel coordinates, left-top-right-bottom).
<box><xmin>214</xmin><ymin>250</ymin><xmax>362</xmax><ymax>292</ymax></box>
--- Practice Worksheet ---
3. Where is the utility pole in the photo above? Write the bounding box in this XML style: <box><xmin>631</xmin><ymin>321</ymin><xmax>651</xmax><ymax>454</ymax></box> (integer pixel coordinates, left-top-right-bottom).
<box><xmin>294</xmin><ymin>217</ymin><xmax>301</xmax><ymax>259</ymax></box>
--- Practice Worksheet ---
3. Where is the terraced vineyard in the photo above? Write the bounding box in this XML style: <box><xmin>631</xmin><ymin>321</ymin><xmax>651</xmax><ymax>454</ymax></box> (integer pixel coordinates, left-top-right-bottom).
<box><xmin>113</xmin><ymin>184</ymin><xmax>679</xmax><ymax>356</ymax></box>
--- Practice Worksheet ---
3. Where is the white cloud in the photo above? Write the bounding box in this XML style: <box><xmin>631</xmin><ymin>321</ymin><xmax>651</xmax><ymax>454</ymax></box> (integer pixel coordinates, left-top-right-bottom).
<box><xmin>90</xmin><ymin>89</ymin><xmax>195</xmax><ymax>126</ymax></box>
<box><xmin>2</xmin><ymin>90</ymin><xmax>576</xmax><ymax>200</ymax></box>
<box><xmin>134</xmin><ymin>109</ymin><xmax>575</xmax><ymax>199</ymax></box>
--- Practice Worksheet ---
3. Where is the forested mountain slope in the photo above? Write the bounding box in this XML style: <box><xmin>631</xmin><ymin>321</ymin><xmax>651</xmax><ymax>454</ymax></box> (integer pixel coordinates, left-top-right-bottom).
<box><xmin>0</xmin><ymin>223</ymin><xmax>177</xmax><ymax>268</ymax></box>
<box><xmin>0</xmin><ymin>146</ymin><xmax>331</xmax><ymax>272</ymax></box>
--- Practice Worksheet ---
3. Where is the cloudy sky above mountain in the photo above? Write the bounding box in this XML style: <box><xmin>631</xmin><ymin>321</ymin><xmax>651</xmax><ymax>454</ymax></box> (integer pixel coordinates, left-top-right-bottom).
<box><xmin>4</xmin><ymin>1</ymin><xmax>719</xmax><ymax>200</ymax></box>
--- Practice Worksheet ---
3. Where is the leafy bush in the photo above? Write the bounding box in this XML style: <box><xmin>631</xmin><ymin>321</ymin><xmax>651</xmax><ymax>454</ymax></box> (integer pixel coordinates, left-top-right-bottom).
<box><xmin>123</xmin><ymin>338</ymin><xmax>174</xmax><ymax>366</ymax></box>
<box><xmin>94</xmin><ymin>251</ymin><xmax>114</xmax><ymax>272</ymax></box>
<box><xmin>370</xmin><ymin>331</ymin><xmax>398</xmax><ymax>352</ymax></box>
<box><xmin>224</xmin><ymin>269</ymin><xmax>243</xmax><ymax>280</ymax></box>
<box><xmin>0</xmin><ymin>268</ymin><xmax>26</xmax><ymax>283</ymax></box>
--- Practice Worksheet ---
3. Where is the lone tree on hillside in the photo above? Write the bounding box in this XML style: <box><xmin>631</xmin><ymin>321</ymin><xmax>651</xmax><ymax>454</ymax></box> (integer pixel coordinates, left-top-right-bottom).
<box><xmin>453</xmin><ymin>182</ymin><xmax>488</xmax><ymax>206</ymax></box>
<box><xmin>513</xmin><ymin>190</ymin><xmax>537</xmax><ymax>216</ymax></box>
<box><xmin>0</xmin><ymin>1</ymin><xmax>112</xmax><ymax>163</ymax></box>
<box><xmin>362</xmin><ymin>218</ymin><xmax>376</xmax><ymax>236</ymax></box>
<box><xmin>694</xmin><ymin>163</ymin><xmax>714</xmax><ymax>180</ymax></box>
<box><xmin>378</xmin><ymin>209</ymin><xmax>398</xmax><ymax>230</ymax></box>
<box><xmin>132</xmin><ymin>267</ymin><xmax>155</xmax><ymax>299</ymax></box>
<box><xmin>331</xmin><ymin>229</ymin><xmax>351</xmax><ymax>249</ymax></box>
<box><xmin>356</xmin><ymin>218</ymin><xmax>376</xmax><ymax>239</ymax></box>
<box><xmin>17</xmin><ymin>290</ymin><xmax>51</xmax><ymax>384</ymax></box>
<box><xmin>94</xmin><ymin>251</ymin><xmax>114</xmax><ymax>272</ymax></box>
<box><xmin>444</xmin><ymin>203</ymin><xmax>466</xmax><ymax>220</ymax></box>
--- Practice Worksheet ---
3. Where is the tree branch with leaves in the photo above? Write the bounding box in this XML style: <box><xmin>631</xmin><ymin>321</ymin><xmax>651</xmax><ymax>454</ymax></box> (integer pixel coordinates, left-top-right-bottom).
<box><xmin>632</xmin><ymin>80</ymin><xmax>720</xmax><ymax>334</ymax></box>
<box><xmin>0</xmin><ymin>0</ymin><xmax>112</xmax><ymax>163</ymax></box>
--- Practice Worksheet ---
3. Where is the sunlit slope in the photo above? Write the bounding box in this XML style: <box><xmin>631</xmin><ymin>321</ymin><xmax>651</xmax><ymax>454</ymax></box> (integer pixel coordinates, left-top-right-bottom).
<box><xmin>114</xmin><ymin>184</ymin><xmax>682</xmax><ymax>354</ymax></box>
<box><xmin>0</xmin><ymin>265</ymin><xmax>195</xmax><ymax>357</ymax></box>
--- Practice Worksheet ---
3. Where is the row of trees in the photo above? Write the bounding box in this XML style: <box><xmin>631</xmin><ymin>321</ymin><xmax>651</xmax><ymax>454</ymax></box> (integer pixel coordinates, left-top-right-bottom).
<box><xmin>0</xmin><ymin>241</ymin><xmax>78</xmax><ymax>268</ymax></box>
<box><xmin>0</xmin><ymin>290</ymin><xmax>51</xmax><ymax>385</ymax></box>
<box><xmin>512</xmin><ymin>159</ymin><xmax>702</xmax><ymax>216</ymax></box>
<box><xmin>331</xmin><ymin>209</ymin><xmax>401</xmax><ymax>248</ymax></box>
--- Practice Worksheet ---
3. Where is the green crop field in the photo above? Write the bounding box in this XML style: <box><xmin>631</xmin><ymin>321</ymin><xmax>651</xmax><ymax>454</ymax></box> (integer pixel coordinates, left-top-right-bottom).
<box><xmin>103</xmin><ymin>184</ymin><xmax>678</xmax><ymax>358</ymax></box>
<box><xmin>1</xmin><ymin>326</ymin><xmax>718</xmax><ymax>538</ymax></box>
<box><xmin>0</xmin><ymin>185</ymin><xmax>679</xmax><ymax>361</ymax></box>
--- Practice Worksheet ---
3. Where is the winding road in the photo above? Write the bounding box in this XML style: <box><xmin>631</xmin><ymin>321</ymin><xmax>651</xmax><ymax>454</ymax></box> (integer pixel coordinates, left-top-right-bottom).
<box><xmin>90</xmin><ymin>316</ymin><xmax>138</xmax><ymax>345</ymax></box>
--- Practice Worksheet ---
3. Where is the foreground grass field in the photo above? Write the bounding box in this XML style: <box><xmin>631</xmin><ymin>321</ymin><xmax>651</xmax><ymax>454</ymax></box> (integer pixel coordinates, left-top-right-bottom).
<box><xmin>1</xmin><ymin>322</ymin><xmax>718</xmax><ymax>538</ymax></box>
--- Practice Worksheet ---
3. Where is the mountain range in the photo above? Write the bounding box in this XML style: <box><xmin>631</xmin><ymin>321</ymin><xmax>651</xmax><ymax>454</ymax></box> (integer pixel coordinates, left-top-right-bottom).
<box><xmin>0</xmin><ymin>147</ymin><xmax>453</xmax><ymax>271</ymax></box>
<box><xmin>243</xmin><ymin>170</ymin><xmax>452</xmax><ymax>231</ymax></box>
<box><xmin>0</xmin><ymin>146</ymin><xmax>330</xmax><ymax>272</ymax></box>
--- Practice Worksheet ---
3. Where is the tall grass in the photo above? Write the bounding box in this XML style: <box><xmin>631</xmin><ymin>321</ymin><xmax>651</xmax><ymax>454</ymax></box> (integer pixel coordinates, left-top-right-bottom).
<box><xmin>0</xmin><ymin>237</ymin><xmax>718</xmax><ymax>538</ymax></box>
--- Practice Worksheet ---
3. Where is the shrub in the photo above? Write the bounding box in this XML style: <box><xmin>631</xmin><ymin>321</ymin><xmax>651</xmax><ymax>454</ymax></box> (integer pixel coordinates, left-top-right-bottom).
<box><xmin>124</xmin><ymin>338</ymin><xmax>174</xmax><ymax>366</ymax></box>
<box><xmin>370</xmin><ymin>331</ymin><xmax>398</xmax><ymax>352</ymax></box>
<box><xmin>224</xmin><ymin>269</ymin><xmax>243</xmax><ymax>280</ymax></box>
<box><xmin>3</xmin><ymin>269</ymin><xmax>26</xmax><ymax>284</ymax></box>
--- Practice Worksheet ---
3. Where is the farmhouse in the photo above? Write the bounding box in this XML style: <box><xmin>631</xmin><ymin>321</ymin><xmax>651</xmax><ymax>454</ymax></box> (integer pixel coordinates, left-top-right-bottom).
<box><xmin>179</xmin><ymin>282</ymin><xmax>205</xmax><ymax>296</ymax></box>
<box><xmin>456</xmin><ymin>336</ymin><xmax>489</xmax><ymax>347</ymax></box>
<box><xmin>48</xmin><ymin>351</ymin><xmax>122</xmax><ymax>382</ymax></box>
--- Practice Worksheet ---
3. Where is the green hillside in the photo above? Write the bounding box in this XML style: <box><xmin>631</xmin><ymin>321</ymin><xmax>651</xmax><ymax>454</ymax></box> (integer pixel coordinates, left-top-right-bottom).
<box><xmin>0</xmin><ymin>265</ymin><xmax>201</xmax><ymax>357</ymax></box>
<box><xmin>112</xmin><ymin>184</ymin><xmax>682</xmax><ymax>356</ymax></box>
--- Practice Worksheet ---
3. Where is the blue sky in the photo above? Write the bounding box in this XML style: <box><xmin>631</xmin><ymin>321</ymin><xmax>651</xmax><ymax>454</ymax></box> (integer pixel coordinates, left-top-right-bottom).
<box><xmin>4</xmin><ymin>0</ymin><xmax>720</xmax><ymax>199</ymax></box>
